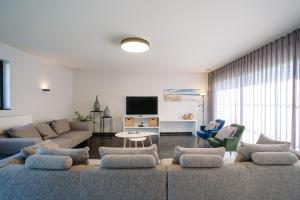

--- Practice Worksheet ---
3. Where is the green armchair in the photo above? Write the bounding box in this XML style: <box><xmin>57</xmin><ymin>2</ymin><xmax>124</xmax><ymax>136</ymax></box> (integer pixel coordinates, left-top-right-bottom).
<box><xmin>208</xmin><ymin>123</ymin><xmax>245</xmax><ymax>152</ymax></box>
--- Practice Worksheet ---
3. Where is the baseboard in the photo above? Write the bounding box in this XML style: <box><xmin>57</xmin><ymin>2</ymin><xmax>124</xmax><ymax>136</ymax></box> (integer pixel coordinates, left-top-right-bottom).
<box><xmin>160</xmin><ymin>132</ymin><xmax>192</xmax><ymax>136</ymax></box>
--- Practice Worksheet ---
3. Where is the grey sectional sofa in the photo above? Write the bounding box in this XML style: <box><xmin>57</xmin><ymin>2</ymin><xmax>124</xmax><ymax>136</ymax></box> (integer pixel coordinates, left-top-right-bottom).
<box><xmin>0</xmin><ymin>120</ymin><xmax>92</xmax><ymax>159</ymax></box>
<box><xmin>0</xmin><ymin>154</ymin><xmax>167</xmax><ymax>200</ymax></box>
<box><xmin>0</xmin><ymin>155</ymin><xmax>299</xmax><ymax>200</ymax></box>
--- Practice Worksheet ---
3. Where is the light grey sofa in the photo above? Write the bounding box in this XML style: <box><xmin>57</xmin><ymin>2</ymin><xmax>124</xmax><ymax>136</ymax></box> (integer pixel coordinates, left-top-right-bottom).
<box><xmin>165</xmin><ymin>158</ymin><xmax>300</xmax><ymax>200</ymax></box>
<box><xmin>0</xmin><ymin>121</ymin><xmax>92</xmax><ymax>159</ymax></box>
<box><xmin>1</xmin><ymin>154</ymin><xmax>300</xmax><ymax>200</ymax></box>
<box><xmin>0</xmin><ymin>154</ymin><xmax>167</xmax><ymax>200</ymax></box>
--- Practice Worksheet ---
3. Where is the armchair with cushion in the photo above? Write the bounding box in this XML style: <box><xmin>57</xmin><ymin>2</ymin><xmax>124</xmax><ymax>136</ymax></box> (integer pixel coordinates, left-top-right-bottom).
<box><xmin>197</xmin><ymin>119</ymin><xmax>225</xmax><ymax>142</ymax></box>
<box><xmin>208</xmin><ymin>123</ymin><xmax>245</xmax><ymax>152</ymax></box>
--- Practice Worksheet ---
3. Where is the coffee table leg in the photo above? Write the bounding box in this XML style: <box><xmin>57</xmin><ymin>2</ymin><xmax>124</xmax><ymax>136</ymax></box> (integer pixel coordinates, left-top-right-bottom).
<box><xmin>149</xmin><ymin>136</ymin><xmax>153</xmax><ymax>145</ymax></box>
<box><xmin>123</xmin><ymin>138</ymin><xmax>127</xmax><ymax>148</ymax></box>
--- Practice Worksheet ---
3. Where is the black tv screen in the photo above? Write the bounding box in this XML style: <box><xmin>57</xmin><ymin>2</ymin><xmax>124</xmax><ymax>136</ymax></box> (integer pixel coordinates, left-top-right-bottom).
<box><xmin>126</xmin><ymin>96</ymin><xmax>158</xmax><ymax>115</ymax></box>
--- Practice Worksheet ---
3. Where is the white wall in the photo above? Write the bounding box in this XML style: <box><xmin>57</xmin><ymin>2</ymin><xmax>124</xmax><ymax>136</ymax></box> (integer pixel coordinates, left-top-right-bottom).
<box><xmin>0</xmin><ymin>42</ymin><xmax>73</xmax><ymax>122</ymax></box>
<box><xmin>73</xmin><ymin>70</ymin><xmax>208</xmax><ymax>132</ymax></box>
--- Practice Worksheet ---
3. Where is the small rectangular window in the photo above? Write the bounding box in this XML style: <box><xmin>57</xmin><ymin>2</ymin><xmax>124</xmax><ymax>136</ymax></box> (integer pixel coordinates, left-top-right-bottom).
<box><xmin>0</xmin><ymin>60</ymin><xmax>11</xmax><ymax>110</ymax></box>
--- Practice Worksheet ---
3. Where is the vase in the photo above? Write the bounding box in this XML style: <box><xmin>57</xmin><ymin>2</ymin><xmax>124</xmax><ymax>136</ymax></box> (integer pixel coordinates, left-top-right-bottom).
<box><xmin>104</xmin><ymin>106</ymin><xmax>110</xmax><ymax>117</ymax></box>
<box><xmin>94</xmin><ymin>95</ymin><xmax>100</xmax><ymax>111</ymax></box>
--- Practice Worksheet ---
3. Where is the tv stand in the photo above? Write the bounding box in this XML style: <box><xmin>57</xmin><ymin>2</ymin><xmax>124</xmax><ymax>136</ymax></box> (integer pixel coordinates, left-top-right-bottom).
<box><xmin>123</xmin><ymin>115</ymin><xmax>160</xmax><ymax>136</ymax></box>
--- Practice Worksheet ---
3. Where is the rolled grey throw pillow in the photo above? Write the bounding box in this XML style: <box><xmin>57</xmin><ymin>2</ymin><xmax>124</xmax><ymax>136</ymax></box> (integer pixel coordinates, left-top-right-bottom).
<box><xmin>101</xmin><ymin>154</ymin><xmax>156</xmax><ymax>169</ymax></box>
<box><xmin>173</xmin><ymin>146</ymin><xmax>225</xmax><ymax>164</ymax></box>
<box><xmin>179</xmin><ymin>154</ymin><xmax>224</xmax><ymax>168</ymax></box>
<box><xmin>25</xmin><ymin>155</ymin><xmax>73</xmax><ymax>170</ymax></box>
<box><xmin>37</xmin><ymin>147</ymin><xmax>89</xmax><ymax>165</ymax></box>
<box><xmin>251</xmin><ymin>152</ymin><xmax>298</xmax><ymax>165</ymax></box>
<box><xmin>99</xmin><ymin>144</ymin><xmax>160</xmax><ymax>164</ymax></box>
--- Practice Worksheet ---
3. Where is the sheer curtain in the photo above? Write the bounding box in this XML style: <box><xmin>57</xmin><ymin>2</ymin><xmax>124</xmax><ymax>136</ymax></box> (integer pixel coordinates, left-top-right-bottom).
<box><xmin>208</xmin><ymin>28</ymin><xmax>300</xmax><ymax>149</ymax></box>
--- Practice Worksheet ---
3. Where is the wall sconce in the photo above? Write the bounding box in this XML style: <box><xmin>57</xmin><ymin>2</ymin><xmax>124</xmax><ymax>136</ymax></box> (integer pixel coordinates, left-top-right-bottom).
<box><xmin>41</xmin><ymin>83</ymin><xmax>50</xmax><ymax>92</ymax></box>
<box><xmin>42</xmin><ymin>88</ymin><xmax>50</xmax><ymax>92</ymax></box>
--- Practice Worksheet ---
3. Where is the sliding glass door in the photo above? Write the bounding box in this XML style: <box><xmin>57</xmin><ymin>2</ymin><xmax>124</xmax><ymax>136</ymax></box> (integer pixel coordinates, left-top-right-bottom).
<box><xmin>209</xmin><ymin>29</ymin><xmax>300</xmax><ymax>149</ymax></box>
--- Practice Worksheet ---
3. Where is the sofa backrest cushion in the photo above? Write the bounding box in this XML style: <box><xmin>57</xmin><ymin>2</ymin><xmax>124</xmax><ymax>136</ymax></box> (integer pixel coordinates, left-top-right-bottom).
<box><xmin>256</xmin><ymin>134</ymin><xmax>290</xmax><ymax>145</ymax></box>
<box><xmin>37</xmin><ymin>146</ymin><xmax>89</xmax><ymax>165</ymax></box>
<box><xmin>99</xmin><ymin>144</ymin><xmax>160</xmax><ymax>164</ymax></box>
<box><xmin>25</xmin><ymin>155</ymin><xmax>73</xmax><ymax>170</ymax></box>
<box><xmin>251</xmin><ymin>152</ymin><xmax>298</xmax><ymax>165</ymax></box>
<box><xmin>35</xmin><ymin>123</ymin><xmax>58</xmax><ymax>140</ymax></box>
<box><xmin>235</xmin><ymin>142</ymin><xmax>291</xmax><ymax>162</ymax></box>
<box><xmin>50</xmin><ymin>119</ymin><xmax>71</xmax><ymax>134</ymax></box>
<box><xmin>101</xmin><ymin>154</ymin><xmax>156</xmax><ymax>168</ymax></box>
<box><xmin>256</xmin><ymin>134</ymin><xmax>300</xmax><ymax>160</ymax></box>
<box><xmin>173</xmin><ymin>146</ymin><xmax>225</xmax><ymax>164</ymax></box>
<box><xmin>179</xmin><ymin>154</ymin><xmax>224</xmax><ymax>168</ymax></box>
<box><xmin>21</xmin><ymin>140</ymin><xmax>59</xmax><ymax>157</ymax></box>
<box><xmin>7</xmin><ymin>124</ymin><xmax>42</xmax><ymax>139</ymax></box>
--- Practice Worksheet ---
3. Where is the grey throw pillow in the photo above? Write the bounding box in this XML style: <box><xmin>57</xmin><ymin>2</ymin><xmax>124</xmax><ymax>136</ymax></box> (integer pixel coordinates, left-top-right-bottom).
<box><xmin>99</xmin><ymin>144</ymin><xmax>160</xmax><ymax>164</ymax></box>
<box><xmin>25</xmin><ymin>155</ymin><xmax>73</xmax><ymax>170</ymax></box>
<box><xmin>179</xmin><ymin>154</ymin><xmax>224</xmax><ymax>168</ymax></box>
<box><xmin>235</xmin><ymin>142</ymin><xmax>291</xmax><ymax>162</ymax></box>
<box><xmin>101</xmin><ymin>154</ymin><xmax>156</xmax><ymax>169</ymax></box>
<box><xmin>21</xmin><ymin>140</ymin><xmax>59</xmax><ymax>157</ymax></box>
<box><xmin>35</xmin><ymin>123</ymin><xmax>58</xmax><ymax>140</ymax></box>
<box><xmin>37</xmin><ymin>146</ymin><xmax>89</xmax><ymax>165</ymax></box>
<box><xmin>256</xmin><ymin>134</ymin><xmax>300</xmax><ymax>160</ymax></box>
<box><xmin>7</xmin><ymin>124</ymin><xmax>42</xmax><ymax>139</ymax></box>
<box><xmin>50</xmin><ymin>119</ymin><xmax>71</xmax><ymax>134</ymax></box>
<box><xmin>256</xmin><ymin>134</ymin><xmax>290</xmax><ymax>145</ymax></box>
<box><xmin>173</xmin><ymin>146</ymin><xmax>225</xmax><ymax>164</ymax></box>
<box><xmin>251</xmin><ymin>152</ymin><xmax>298</xmax><ymax>165</ymax></box>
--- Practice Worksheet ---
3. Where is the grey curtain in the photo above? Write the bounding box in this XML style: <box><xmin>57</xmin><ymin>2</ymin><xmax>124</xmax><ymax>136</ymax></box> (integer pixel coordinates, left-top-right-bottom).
<box><xmin>208</xmin><ymin>28</ymin><xmax>300</xmax><ymax>149</ymax></box>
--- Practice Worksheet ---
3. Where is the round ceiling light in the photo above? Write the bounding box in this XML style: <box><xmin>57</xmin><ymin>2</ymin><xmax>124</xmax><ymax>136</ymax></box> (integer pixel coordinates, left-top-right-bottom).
<box><xmin>121</xmin><ymin>37</ymin><xmax>150</xmax><ymax>53</ymax></box>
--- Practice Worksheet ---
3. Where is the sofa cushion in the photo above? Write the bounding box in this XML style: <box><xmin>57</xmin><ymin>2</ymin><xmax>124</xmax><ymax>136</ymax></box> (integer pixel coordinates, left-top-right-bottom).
<box><xmin>7</xmin><ymin>124</ymin><xmax>42</xmax><ymax>139</ymax></box>
<box><xmin>235</xmin><ymin>142</ymin><xmax>291</xmax><ymax>162</ymax></box>
<box><xmin>21</xmin><ymin>140</ymin><xmax>59</xmax><ymax>157</ymax></box>
<box><xmin>50</xmin><ymin>119</ymin><xmax>71</xmax><ymax>134</ymax></box>
<box><xmin>173</xmin><ymin>146</ymin><xmax>225</xmax><ymax>164</ymax></box>
<box><xmin>25</xmin><ymin>155</ymin><xmax>73</xmax><ymax>170</ymax></box>
<box><xmin>49</xmin><ymin>131</ymin><xmax>92</xmax><ymax>148</ymax></box>
<box><xmin>251</xmin><ymin>152</ymin><xmax>298</xmax><ymax>165</ymax></box>
<box><xmin>70</xmin><ymin>121</ymin><xmax>89</xmax><ymax>131</ymax></box>
<box><xmin>35</xmin><ymin>123</ymin><xmax>58</xmax><ymax>140</ymax></box>
<box><xmin>179</xmin><ymin>154</ymin><xmax>224</xmax><ymax>168</ymax></box>
<box><xmin>256</xmin><ymin>134</ymin><xmax>300</xmax><ymax>160</ymax></box>
<box><xmin>101</xmin><ymin>154</ymin><xmax>156</xmax><ymax>169</ymax></box>
<box><xmin>99</xmin><ymin>144</ymin><xmax>160</xmax><ymax>164</ymax></box>
<box><xmin>37</xmin><ymin>147</ymin><xmax>89</xmax><ymax>165</ymax></box>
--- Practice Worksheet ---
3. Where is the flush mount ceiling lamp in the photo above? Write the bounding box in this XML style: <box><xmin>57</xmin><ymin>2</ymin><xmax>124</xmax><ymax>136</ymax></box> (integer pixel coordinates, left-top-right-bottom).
<box><xmin>121</xmin><ymin>37</ymin><xmax>150</xmax><ymax>53</ymax></box>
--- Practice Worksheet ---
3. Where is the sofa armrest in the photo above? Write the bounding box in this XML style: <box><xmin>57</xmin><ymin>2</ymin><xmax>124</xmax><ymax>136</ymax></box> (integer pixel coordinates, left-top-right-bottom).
<box><xmin>210</xmin><ymin>130</ymin><xmax>219</xmax><ymax>137</ymax></box>
<box><xmin>0</xmin><ymin>138</ymin><xmax>42</xmax><ymax>156</ymax></box>
<box><xmin>0</xmin><ymin>153</ymin><xmax>25</xmax><ymax>169</ymax></box>
<box><xmin>223</xmin><ymin>137</ymin><xmax>240</xmax><ymax>151</ymax></box>
<box><xmin>200</xmin><ymin>125</ymin><xmax>206</xmax><ymax>131</ymax></box>
<box><xmin>70</xmin><ymin>121</ymin><xmax>90</xmax><ymax>131</ymax></box>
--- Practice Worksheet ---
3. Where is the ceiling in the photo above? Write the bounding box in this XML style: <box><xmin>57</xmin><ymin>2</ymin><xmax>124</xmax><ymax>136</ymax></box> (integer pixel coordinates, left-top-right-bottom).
<box><xmin>0</xmin><ymin>0</ymin><xmax>300</xmax><ymax>72</ymax></box>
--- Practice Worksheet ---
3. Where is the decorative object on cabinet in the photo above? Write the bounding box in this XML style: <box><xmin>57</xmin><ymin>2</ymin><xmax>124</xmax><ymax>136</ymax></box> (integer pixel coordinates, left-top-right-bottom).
<box><xmin>104</xmin><ymin>106</ymin><xmax>111</xmax><ymax>117</ymax></box>
<box><xmin>94</xmin><ymin>95</ymin><xmax>100</xmax><ymax>111</ymax></box>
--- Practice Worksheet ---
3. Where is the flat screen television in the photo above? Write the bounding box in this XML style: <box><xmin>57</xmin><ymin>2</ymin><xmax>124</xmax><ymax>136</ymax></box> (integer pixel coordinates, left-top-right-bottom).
<box><xmin>126</xmin><ymin>96</ymin><xmax>158</xmax><ymax>115</ymax></box>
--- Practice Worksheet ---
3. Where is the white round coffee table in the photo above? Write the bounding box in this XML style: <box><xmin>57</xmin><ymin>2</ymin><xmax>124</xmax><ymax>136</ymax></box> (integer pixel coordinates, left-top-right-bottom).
<box><xmin>129</xmin><ymin>137</ymin><xmax>146</xmax><ymax>148</ymax></box>
<box><xmin>115</xmin><ymin>132</ymin><xmax>157</xmax><ymax>148</ymax></box>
